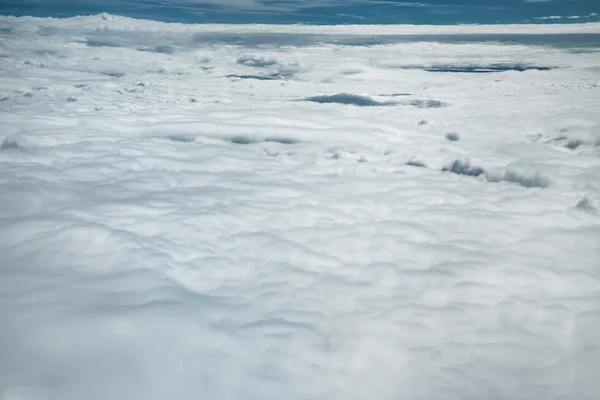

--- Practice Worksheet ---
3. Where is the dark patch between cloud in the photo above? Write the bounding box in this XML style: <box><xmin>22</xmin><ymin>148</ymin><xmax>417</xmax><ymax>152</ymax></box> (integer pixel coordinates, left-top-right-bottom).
<box><xmin>305</xmin><ymin>93</ymin><xmax>383</xmax><ymax>106</ymax></box>
<box><xmin>441</xmin><ymin>159</ymin><xmax>485</xmax><ymax>177</ymax></box>
<box><xmin>167</xmin><ymin>134</ymin><xmax>196</xmax><ymax>143</ymax></box>
<box><xmin>303</xmin><ymin>93</ymin><xmax>445</xmax><ymax>108</ymax></box>
<box><xmin>85</xmin><ymin>38</ymin><xmax>124</xmax><ymax>48</ymax></box>
<box><xmin>576</xmin><ymin>197</ymin><xmax>596</xmax><ymax>212</ymax></box>
<box><xmin>102</xmin><ymin>70</ymin><xmax>125</xmax><ymax>77</ymax></box>
<box><xmin>226</xmin><ymin>74</ymin><xmax>286</xmax><ymax>81</ymax></box>
<box><xmin>403</xmin><ymin>99</ymin><xmax>444</xmax><ymax>108</ymax></box>
<box><xmin>406</xmin><ymin>160</ymin><xmax>427</xmax><ymax>168</ymax></box>
<box><xmin>486</xmin><ymin>169</ymin><xmax>551</xmax><ymax>188</ymax></box>
<box><xmin>137</xmin><ymin>45</ymin><xmax>176</xmax><ymax>54</ymax></box>
<box><xmin>226</xmin><ymin>135</ymin><xmax>298</xmax><ymax>145</ymax></box>
<box><xmin>445</xmin><ymin>132</ymin><xmax>460</xmax><ymax>142</ymax></box>
<box><xmin>425</xmin><ymin>63</ymin><xmax>554</xmax><ymax>73</ymax></box>
<box><xmin>236</xmin><ymin>54</ymin><xmax>279</xmax><ymax>68</ymax></box>
<box><xmin>438</xmin><ymin>159</ymin><xmax>551</xmax><ymax>188</ymax></box>
<box><xmin>1</xmin><ymin>136</ymin><xmax>26</xmax><ymax>151</ymax></box>
<box><xmin>550</xmin><ymin>136</ymin><xmax>585</xmax><ymax>150</ymax></box>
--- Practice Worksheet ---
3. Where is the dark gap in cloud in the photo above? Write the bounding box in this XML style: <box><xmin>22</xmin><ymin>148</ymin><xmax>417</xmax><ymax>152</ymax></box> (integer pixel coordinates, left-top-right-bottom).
<box><xmin>226</xmin><ymin>74</ymin><xmax>285</xmax><ymax>81</ymax></box>
<box><xmin>550</xmin><ymin>136</ymin><xmax>585</xmax><ymax>150</ymax></box>
<box><xmin>565</xmin><ymin>139</ymin><xmax>583</xmax><ymax>150</ymax></box>
<box><xmin>164</xmin><ymin>134</ymin><xmax>298</xmax><ymax>145</ymax></box>
<box><xmin>445</xmin><ymin>132</ymin><xmax>460</xmax><ymax>141</ymax></box>
<box><xmin>167</xmin><ymin>135</ymin><xmax>196</xmax><ymax>143</ymax></box>
<box><xmin>137</xmin><ymin>45</ymin><xmax>176</xmax><ymax>54</ymax></box>
<box><xmin>340</xmin><ymin>69</ymin><xmax>363</xmax><ymax>76</ymax></box>
<box><xmin>377</xmin><ymin>93</ymin><xmax>412</xmax><ymax>97</ymax></box>
<box><xmin>486</xmin><ymin>170</ymin><xmax>551</xmax><ymax>188</ymax></box>
<box><xmin>324</xmin><ymin>149</ymin><xmax>367</xmax><ymax>162</ymax></box>
<box><xmin>226</xmin><ymin>135</ymin><xmax>298</xmax><ymax>145</ymax></box>
<box><xmin>396</xmin><ymin>63</ymin><xmax>554</xmax><ymax>73</ymax></box>
<box><xmin>148</xmin><ymin>68</ymin><xmax>187</xmax><ymax>75</ymax></box>
<box><xmin>305</xmin><ymin>93</ymin><xmax>384</xmax><ymax>106</ymax></box>
<box><xmin>102</xmin><ymin>71</ymin><xmax>125</xmax><ymax>77</ymax></box>
<box><xmin>576</xmin><ymin>197</ymin><xmax>596</xmax><ymax>212</ymax></box>
<box><xmin>23</xmin><ymin>60</ymin><xmax>43</xmax><ymax>67</ymax></box>
<box><xmin>1</xmin><ymin>136</ymin><xmax>26</xmax><ymax>151</ymax></box>
<box><xmin>85</xmin><ymin>38</ymin><xmax>125</xmax><ymax>48</ymax></box>
<box><xmin>31</xmin><ymin>49</ymin><xmax>59</xmax><ymax>56</ymax></box>
<box><xmin>236</xmin><ymin>54</ymin><xmax>279</xmax><ymax>68</ymax></box>
<box><xmin>546</xmin><ymin>126</ymin><xmax>600</xmax><ymax>150</ymax></box>
<box><xmin>402</xmin><ymin>99</ymin><xmax>445</xmax><ymax>108</ymax></box>
<box><xmin>406</xmin><ymin>160</ymin><xmax>427</xmax><ymax>168</ymax></box>
<box><xmin>427</xmin><ymin>65</ymin><xmax>553</xmax><ymax>73</ymax></box>
<box><xmin>304</xmin><ymin>93</ymin><xmax>445</xmax><ymax>108</ymax></box>
<box><xmin>441</xmin><ymin>159</ymin><xmax>486</xmax><ymax>177</ymax></box>
<box><xmin>440</xmin><ymin>159</ymin><xmax>551</xmax><ymax>188</ymax></box>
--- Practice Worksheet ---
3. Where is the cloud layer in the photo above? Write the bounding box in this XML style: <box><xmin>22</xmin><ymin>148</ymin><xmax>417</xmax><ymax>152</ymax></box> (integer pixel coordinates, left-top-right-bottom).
<box><xmin>1</xmin><ymin>13</ymin><xmax>599</xmax><ymax>400</ymax></box>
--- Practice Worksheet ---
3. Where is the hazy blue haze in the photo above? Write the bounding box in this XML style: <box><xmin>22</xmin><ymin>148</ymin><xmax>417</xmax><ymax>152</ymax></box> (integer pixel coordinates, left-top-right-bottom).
<box><xmin>1</xmin><ymin>0</ymin><xmax>599</xmax><ymax>24</ymax></box>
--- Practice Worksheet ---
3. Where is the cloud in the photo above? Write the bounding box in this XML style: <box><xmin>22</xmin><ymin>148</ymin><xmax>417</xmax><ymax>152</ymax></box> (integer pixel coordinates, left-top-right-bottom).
<box><xmin>535</xmin><ymin>15</ymin><xmax>563</xmax><ymax>20</ymax></box>
<box><xmin>534</xmin><ymin>12</ymin><xmax>600</xmax><ymax>21</ymax></box>
<box><xmin>336</xmin><ymin>13</ymin><xmax>365</xmax><ymax>20</ymax></box>
<box><xmin>1</xmin><ymin>13</ymin><xmax>600</xmax><ymax>400</ymax></box>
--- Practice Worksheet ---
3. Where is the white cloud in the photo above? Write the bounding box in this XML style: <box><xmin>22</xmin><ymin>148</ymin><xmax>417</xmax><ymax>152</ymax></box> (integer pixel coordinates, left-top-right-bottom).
<box><xmin>535</xmin><ymin>12</ymin><xmax>600</xmax><ymax>21</ymax></box>
<box><xmin>1</xmin><ymin>14</ymin><xmax>600</xmax><ymax>400</ymax></box>
<box><xmin>336</xmin><ymin>13</ymin><xmax>365</xmax><ymax>20</ymax></box>
<box><xmin>534</xmin><ymin>15</ymin><xmax>563</xmax><ymax>20</ymax></box>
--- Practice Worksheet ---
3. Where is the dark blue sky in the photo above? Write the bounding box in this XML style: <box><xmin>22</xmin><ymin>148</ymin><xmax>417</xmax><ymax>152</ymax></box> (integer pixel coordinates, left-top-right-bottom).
<box><xmin>1</xmin><ymin>0</ymin><xmax>598</xmax><ymax>24</ymax></box>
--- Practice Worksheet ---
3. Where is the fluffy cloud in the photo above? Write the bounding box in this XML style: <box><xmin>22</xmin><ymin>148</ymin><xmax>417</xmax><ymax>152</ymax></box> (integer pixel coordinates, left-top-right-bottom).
<box><xmin>1</xmin><ymin>13</ymin><xmax>600</xmax><ymax>400</ymax></box>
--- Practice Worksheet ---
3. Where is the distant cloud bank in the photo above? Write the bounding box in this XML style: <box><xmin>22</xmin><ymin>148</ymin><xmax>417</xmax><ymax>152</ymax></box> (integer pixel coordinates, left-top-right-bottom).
<box><xmin>535</xmin><ymin>12</ymin><xmax>599</xmax><ymax>21</ymax></box>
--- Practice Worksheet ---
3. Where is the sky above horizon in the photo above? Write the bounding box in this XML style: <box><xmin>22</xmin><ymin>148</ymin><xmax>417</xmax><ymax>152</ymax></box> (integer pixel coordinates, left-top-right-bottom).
<box><xmin>0</xmin><ymin>0</ymin><xmax>599</xmax><ymax>24</ymax></box>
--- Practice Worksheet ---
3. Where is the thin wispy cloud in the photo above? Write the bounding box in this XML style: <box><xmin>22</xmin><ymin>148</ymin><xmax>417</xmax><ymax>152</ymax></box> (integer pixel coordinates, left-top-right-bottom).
<box><xmin>534</xmin><ymin>12</ymin><xmax>600</xmax><ymax>20</ymax></box>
